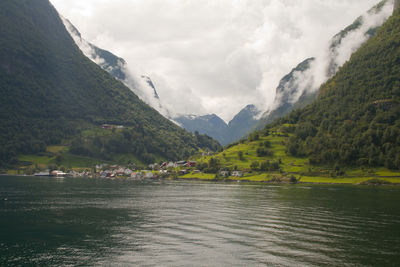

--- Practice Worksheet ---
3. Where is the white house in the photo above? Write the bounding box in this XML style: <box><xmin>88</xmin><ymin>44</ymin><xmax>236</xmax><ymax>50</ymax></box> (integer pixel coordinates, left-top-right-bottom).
<box><xmin>124</xmin><ymin>169</ymin><xmax>133</xmax><ymax>175</ymax></box>
<box><xmin>131</xmin><ymin>172</ymin><xmax>144</xmax><ymax>180</ymax></box>
<box><xmin>145</xmin><ymin>172</ymin><xmax>154</xmax><ymax>179</ymax></box>
<box><xmin>231</xmin><ymin>171</ymin><xmax>243</xmax><ymax>177</ymax></box>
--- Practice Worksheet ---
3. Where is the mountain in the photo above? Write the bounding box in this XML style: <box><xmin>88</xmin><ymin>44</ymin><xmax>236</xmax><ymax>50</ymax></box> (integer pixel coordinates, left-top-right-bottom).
<box><xmin>259</xmin><ymin>58</ymin><xmax>316</xmax><ymax>127</ymax></box>
<box><xmin>175</xmin><ymin>104</ymin><xmax>262</xmax><ymax>146</ymax></box>
<box><xmin>191</xmin><ymin>2</ymin><xmax>400</xmax><ymax>181</ymax></box>
<box><xmin>227</xmin><ymin>105</ymin><xmax>262</xmax><ymax>143</ymax></box>
<box><xmin>62</xmin><ymin>10</ymin><xmax>262</xmax><ymax>147</ymax></box>
<box><xmin>174</xmin><ymin>114</ymin><xmax>229</xmax><ymax>144</ymax></box>
<box><xmin>181</xmin><ymin>0</ymin><xmax>393</xmax><ymax>146</ymax></box>
<box><xmin>256</xmin><ymin>0</ymin><xmax>393</xmax><ymax>130</ymax></box>
<box><xmin>60</xmin><ymin>17</ymin><xmax>169</xmax><ymax>117</ymax></box>
<box><xmin>281</xmin><ymin>4</ymin><xmax>400</xmax><ymax>168</ymax></box>
<box><xmin>0</xmin><ymin>0</ymin><xmax>221</xmax><ymax>168</ymax></box>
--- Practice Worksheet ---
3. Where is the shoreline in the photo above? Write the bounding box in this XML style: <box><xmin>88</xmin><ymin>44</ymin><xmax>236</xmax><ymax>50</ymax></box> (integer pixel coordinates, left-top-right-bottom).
<box><xmin>174</xmin><ymin>177</ymin><xmax>400</xmax><ymax>186</ymax></box>
<box><xmin>2</xmin><ymin>173</ymin><xmax>400</xmax><ymax>186</ymax></box>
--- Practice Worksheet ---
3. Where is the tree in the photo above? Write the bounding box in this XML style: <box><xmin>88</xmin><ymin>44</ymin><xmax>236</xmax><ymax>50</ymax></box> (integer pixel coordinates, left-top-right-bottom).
<box><xmin>55</xmin><ymin>154</ymin><xmax>62</xmax><ymax>166</ymax></box>
<box><xmin>250</xmin><ymin>161</ymin><xmax>259</xmax><ymax>170</ymax></box>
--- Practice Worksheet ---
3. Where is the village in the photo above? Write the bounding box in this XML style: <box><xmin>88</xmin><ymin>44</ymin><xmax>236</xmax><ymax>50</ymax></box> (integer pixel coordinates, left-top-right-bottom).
<box><xmin>34</xmin><ymin>160</ymin><xmax>245</xmax><ymax>180</ymax></box>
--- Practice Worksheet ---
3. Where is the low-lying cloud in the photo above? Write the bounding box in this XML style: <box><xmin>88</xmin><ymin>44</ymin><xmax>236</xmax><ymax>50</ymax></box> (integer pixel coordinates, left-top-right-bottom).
<box><xmin>51</xmin><ymin>0</ymin><xmax>385</xmax><ymax>122</ymax></box>
<box><xmin>270</xmin><ymin>0</ymin><xmax>393</xmax><ymax>114</ymax></box>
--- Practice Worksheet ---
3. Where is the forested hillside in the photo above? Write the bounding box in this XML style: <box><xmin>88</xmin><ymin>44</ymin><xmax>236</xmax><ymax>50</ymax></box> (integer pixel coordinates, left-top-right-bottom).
<box><xmin>255</xmin><ymin>0</ymin><xmax>392</xmax><ymax>133</ymax></box>
<box><xmin>279</xmin><ymin>8</ymin><xmax>400</xmax><ymax>169</ymax></box>
<box><xmin>0</xmin><ymin>0</ymin><xmax>220</xmax><ymax>168</ymax></box>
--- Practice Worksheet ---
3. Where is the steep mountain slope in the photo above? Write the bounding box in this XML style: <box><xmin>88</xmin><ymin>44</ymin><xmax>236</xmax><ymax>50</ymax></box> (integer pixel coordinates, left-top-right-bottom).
<box><xmin>259</xmin><ymin>58</ymin><xmax>316</xmax><ymax>127</ymax></box>
<box><xmin>0</xmin><ymin>0</ymin><xmax>220</xmax><ymax>168</ymax></box>
<box><xmin>281</xmin><ymin>6</ymin><xmax>400</xmax><ymax>168</ymax></box>
<box><xmin>61</xmin><ymin>17</ymin><xmax>169</xmax><ymax>117</ymax></box>
<box><xmin>256</xmin><ymin>0</ymin><xmax>393</xmax><ymax>130</ymax></box>
<box><xmin>227</xmin><ymin>105</ymin><xmax>262</xmax><ymax>144</ymax></box>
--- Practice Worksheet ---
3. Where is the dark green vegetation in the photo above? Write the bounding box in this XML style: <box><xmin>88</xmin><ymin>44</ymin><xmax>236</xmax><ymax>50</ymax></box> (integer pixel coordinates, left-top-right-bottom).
<box><xmin>282</xmin><ymin>8</ymin><xmax>400</xmax><ymax>169</ymax></box>
<box><xmin>0</xmin><ymin>0</ymin><xmax>220</xmax><ymax>169</ymax></box>
<box><xmin>255</xmin><ymin>0</ymin><xmax>390</xmax><ymax>133</ymax></box>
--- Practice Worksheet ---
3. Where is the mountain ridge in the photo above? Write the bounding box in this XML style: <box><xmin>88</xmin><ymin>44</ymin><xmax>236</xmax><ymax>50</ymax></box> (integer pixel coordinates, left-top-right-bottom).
<box><xmin>60</xmin><ymin>17</ymin><xmax>169</xmax><ymax>117</ymax></box>
<box><xmin>174</xmin><ymin>104</ymin><xmax>261</xmax><ymax>146</ymax></box>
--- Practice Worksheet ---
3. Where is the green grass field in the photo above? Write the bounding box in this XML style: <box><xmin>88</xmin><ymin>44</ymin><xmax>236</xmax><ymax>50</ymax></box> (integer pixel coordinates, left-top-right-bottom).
<box><xmin>187</xmin><ymin>128</ymin><xmax>400</xmax><ymax>185</ymax></box>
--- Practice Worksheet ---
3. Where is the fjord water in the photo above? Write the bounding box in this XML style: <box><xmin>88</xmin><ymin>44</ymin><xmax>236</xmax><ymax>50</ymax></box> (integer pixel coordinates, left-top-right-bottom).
<box><xmin>0</xmin><ymin>176</ymin><xmax>399</xmax><ymax>266</ymax></box>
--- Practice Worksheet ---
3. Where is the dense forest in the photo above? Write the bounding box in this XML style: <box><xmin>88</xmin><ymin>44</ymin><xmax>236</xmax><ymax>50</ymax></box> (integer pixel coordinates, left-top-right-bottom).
<box><xmin>0</xmin><ymin>0</ymin><xmax>221</xmax><ymax>168</ymax></box>
<box><xmin>275</xmin><ymin>8</ymin><xmax>400</xmax><ymax>169</ymax></box>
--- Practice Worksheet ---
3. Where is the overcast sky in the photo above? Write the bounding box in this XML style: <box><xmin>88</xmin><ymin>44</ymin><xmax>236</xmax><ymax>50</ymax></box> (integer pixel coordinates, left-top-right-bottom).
<box><xmin>50</xmin><ymin>0</ymin><xmax>381</xmax><ymax>122</ymax></box>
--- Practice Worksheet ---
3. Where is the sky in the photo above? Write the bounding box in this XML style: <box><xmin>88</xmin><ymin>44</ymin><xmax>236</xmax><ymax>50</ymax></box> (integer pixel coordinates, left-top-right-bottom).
<box><xmin>50</xmin><ymin>0</ymin><xmax>382</xmax><ymax>122</ymax></box>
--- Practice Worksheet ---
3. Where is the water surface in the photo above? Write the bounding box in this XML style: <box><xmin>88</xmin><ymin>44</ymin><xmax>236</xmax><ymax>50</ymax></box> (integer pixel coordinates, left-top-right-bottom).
<box><xmin>0</xmin><ymin>176</ymin><xmax>399</xmax><ymax>266</ymax></box>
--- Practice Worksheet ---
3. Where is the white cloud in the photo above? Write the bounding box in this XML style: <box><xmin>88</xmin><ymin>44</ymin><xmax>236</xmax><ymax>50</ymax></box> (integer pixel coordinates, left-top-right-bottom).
<box><xmin>51</xmin><ymin>0</ymin><xmax>383</xmax><ymax>122</ymax></box>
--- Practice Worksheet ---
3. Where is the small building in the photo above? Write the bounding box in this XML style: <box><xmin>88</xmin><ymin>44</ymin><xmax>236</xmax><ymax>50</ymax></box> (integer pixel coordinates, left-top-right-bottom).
<box><xmin>116</xmin><ymin>168</ymin><xmax>126</xmax><ymax>176</ymax></box>
<box><xmin>231</xmin><ymin>171</ymin><xmax>243</xmax><ymax>177</ymax></box>
<box><xmin>50</xmin><ymin>170</ymin><xmax>66</xmax><ymax>177</ymax></box>
<box><xmin>187</xmin><ymin>161</ymin><xmax>197</xmax><ymax>167</ymax></box>
<box><xmin>149</xmin><ymin>163</ymin><xmax>160</xmax><ymax>170</ymax></box>
<box><xmin>107</xmin><ymin>172</ymin><xmax>116</xmax><ymax>178</ymax></box>
<box><xmin>124</xmin><ymin>169</ymin><xmax>133</xmax><ymax>176</ymax></box>
<box><xmin>131</xmin><ymin>172</ymin><xmax>144</xmax><ymax>180</ymax></box>
<box><xmin>220</xmin><ymin>171</ymin><xmax>230</xmax><ymax>177</ymax></box>
<box><xmin>176</xmin><ymin>161</ymin><xmax>187</xmax><ymax>167</ymax></box>
<box><xmin>167</xmin><ymin>162</ymin><xmax>175</xmax><ymax>168</ymax></box>
<box><xmin>102</xmin><ymin>124</ymin><xmax>112</xmax><ymax>129</ymax></box>
<box><xmin>145</xmin><ymin>172</ymin><xmax>154</xmax><ymax>179</ymax></box>
<box><xmin>34</xmin><ymin>171</ymin><xmax>50</xmax><ymax>177</ymax></box>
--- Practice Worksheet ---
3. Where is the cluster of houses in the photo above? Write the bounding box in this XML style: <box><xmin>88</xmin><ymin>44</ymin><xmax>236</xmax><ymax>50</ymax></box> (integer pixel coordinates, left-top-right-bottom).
<box><xmin>34</xmin><ymin>160</ymin><xmax>200</xmax><ymax>179</ymax></box>
<box><xmin>33</xmin><ymin>160</ymin><xmax>247</xmax><ymax>180</ymax></box>
<box><xmin>96</xmin><ymin>165</ymin><xmax>155</xmax><ymax>180</ymax></box>
<box><xmin>93</xmin><ymin>161</ymin><xmax>202</xmax><ymax>179</ymax></box>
